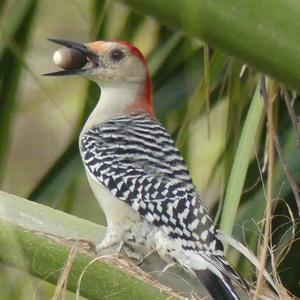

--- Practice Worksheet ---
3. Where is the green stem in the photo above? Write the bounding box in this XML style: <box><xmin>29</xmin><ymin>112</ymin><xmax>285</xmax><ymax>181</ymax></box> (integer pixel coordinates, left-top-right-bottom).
<box><xmin>0</xmin><ymin>191</ymin><xmax>205</xmax><ymax>299</ymax></box>
<box><xmin>0</xmin><ymin>221</ymin><xmax>172</xmax><ymax>300</ymax></box>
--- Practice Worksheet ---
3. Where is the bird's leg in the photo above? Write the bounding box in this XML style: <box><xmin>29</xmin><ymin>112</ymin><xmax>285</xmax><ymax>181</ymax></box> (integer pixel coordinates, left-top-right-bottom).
<box><xmin>122</xmin><ymin>221</ymin><xmax>156</xmax><ymax>265</ymax></box>
<box><xmin>95</xmin><ymin>225</ymin><xmax>124</xmax><ymax>254</ymax></box>
<box><xmin>97</xmin><ymin>231</ymin><xmax>144</xmax><ymax>264</ymax></box>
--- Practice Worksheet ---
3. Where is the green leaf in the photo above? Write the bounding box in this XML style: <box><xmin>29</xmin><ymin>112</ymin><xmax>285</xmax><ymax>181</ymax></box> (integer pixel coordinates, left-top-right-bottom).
<box><xmin>0</xmin><ymin>0</ymin><xmax>36</xmax><ymax>59</ymax></box>
<box><xmin>0</xmin><ymin>0</ymin><xmax>38</xmax><ymax>181</ymax></box>
<box><xmin>219</xmin><ymin>82</ymin><xmax>265</xmax><ymax>245</ymax></box>
<box><xmin>118</xmin><ymin>0</ymin><xmax>300</xmax><ymax>91</ymax></box>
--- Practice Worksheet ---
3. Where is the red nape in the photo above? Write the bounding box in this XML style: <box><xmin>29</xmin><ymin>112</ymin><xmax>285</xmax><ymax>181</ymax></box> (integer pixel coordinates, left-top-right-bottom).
<box><xmin>126</xmin><ymin>73</ymin><xmax>154</xmax><ymax>117</ymax></box>
<box><xmin>143</xmin><ymin>72</ymin><xmax>153</xmax><ymax>114</ymax></box>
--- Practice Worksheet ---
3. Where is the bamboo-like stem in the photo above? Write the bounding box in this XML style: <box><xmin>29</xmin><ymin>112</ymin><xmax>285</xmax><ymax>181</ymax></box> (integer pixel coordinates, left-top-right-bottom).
<box><xmin>0</xmin><ymin>191</ymin><xmax>206</xmax><ymax>299</ymax></box>
<box><xmin>0</xmin><ymin>220</ymin><xmax>174</xmax><ymax>300</ymax></box>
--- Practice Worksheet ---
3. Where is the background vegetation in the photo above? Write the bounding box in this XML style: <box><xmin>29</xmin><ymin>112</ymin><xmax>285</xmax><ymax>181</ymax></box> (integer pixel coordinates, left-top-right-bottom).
<box><xmin>0</xmin><ymin>0</ymin><xmax>300</xmax><ymax>299</ymax></box>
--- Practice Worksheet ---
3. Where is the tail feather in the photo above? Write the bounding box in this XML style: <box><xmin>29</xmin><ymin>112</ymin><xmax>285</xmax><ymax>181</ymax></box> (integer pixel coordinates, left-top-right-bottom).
<box><xmin>195</xmin><ymin>270</ymin><xmax>240</xmax><ymax>300</ymax></box>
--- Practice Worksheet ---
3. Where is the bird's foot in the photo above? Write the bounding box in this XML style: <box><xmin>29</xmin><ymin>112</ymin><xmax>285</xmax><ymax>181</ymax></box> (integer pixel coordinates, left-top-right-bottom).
<box><xmin>124</xmin><ymin>245</ymin><xmax>144</xmax><ymax>265</ymax></box>
<box><xmin>95</xmin><ymin>229</ymin><xmax>124</xmax><ymax>255</ymax></box>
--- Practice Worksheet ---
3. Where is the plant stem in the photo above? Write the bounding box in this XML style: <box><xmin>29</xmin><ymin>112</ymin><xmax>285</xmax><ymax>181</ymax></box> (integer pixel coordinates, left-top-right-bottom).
<box><xmin>254</xmin><ymin>80</ymin><xmax>275</xmax><ymax>300</ymax></box>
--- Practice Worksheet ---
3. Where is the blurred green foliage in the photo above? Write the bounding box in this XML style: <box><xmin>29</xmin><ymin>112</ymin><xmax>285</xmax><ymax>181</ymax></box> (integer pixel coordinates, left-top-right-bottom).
<box><xmin>0</xmin><ymin>0</ymin><xmax>299</xmax><ymax>299</ymax></box>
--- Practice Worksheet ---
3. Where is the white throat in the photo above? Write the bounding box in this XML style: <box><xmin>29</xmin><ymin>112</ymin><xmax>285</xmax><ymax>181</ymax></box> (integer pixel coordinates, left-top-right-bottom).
<box><xmin>80</xmin><ymin>83</ymin><xmax>142</xmax><ymax>137</ymax></box>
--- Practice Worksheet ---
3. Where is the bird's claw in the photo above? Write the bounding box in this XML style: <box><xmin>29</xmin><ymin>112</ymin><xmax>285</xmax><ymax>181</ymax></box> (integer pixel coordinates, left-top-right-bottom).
<box><xmin>95</xmin><ymin>231</ymin><xmax>124</xmax><ymax>255</ymax></box>
<box><xmin>124</xmin><ymin>245</ymin><xmax>144</xmax><ymax>265</ymax></box>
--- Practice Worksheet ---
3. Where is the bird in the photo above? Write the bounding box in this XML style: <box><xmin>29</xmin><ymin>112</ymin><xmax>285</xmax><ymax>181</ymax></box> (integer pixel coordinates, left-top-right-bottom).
<box><xmin>45</xmin><ymin>38</ymin><xmax>249</xmax><ymax>300</ymax></box>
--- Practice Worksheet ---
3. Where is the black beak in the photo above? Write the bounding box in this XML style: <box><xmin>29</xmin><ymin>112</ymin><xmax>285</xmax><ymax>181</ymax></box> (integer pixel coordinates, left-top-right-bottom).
<box><xmin>43</xmin><ymin>38</ymin><xmax>98</xmax><ymax>76</ymax></box>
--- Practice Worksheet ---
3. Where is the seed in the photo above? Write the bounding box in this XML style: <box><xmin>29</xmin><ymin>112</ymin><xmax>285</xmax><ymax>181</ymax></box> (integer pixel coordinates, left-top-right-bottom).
<box><xmin>53</xmin><ymin>48</ymin><xmax>87</xmax><ymax>70</ymax></box>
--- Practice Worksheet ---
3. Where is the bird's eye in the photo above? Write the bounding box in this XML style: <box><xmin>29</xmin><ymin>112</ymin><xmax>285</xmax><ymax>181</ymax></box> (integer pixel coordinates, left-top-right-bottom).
<box><xmin>109</xmin><ymin>49</ymin><xmax>125</xmax><ymax>62</ymax></box>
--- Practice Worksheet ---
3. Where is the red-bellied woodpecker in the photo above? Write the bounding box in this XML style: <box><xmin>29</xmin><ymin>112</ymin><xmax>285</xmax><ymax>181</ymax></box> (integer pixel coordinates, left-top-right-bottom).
<box><xmin>46</xmin><ymin>39</ymin><xmax>249</xmax><ymax>300</ymax></box>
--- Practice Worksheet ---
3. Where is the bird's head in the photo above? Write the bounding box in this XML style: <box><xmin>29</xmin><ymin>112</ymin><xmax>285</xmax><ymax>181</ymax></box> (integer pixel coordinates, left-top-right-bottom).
<box><xmin>45</xmin><ymin>39</ymin><xmax>153</xmax><ymax>114</ymax></box>
<box><xmin>86</xmin><ymin>41</ymin><xmax>149</xmax><ymax>86</ymax></box>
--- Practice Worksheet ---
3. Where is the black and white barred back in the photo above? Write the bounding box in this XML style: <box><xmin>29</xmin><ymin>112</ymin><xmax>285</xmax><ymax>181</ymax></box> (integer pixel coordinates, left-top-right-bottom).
<box><xmin>80</xmin><ymin>112</ymin><xmax>248</xmax><ymax>297</ymax></box>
